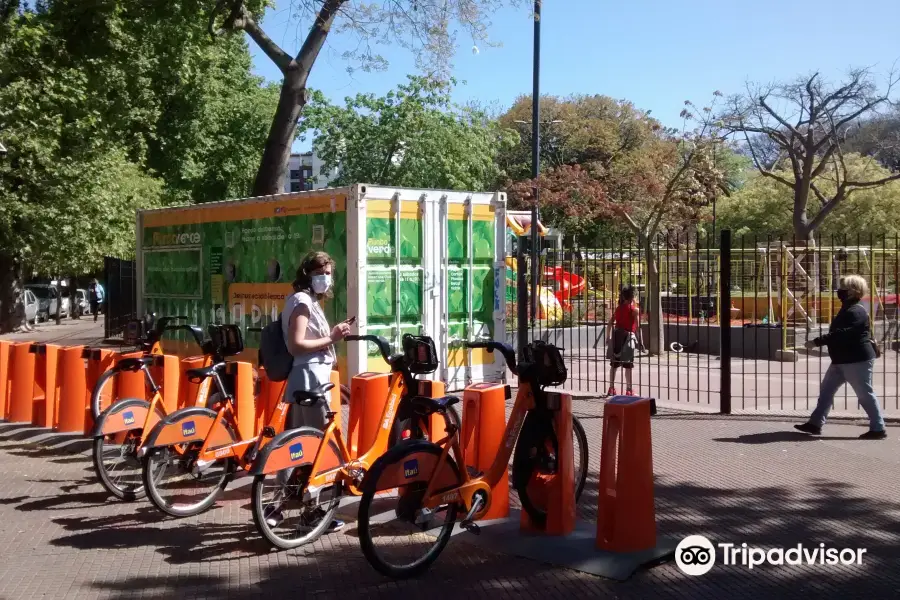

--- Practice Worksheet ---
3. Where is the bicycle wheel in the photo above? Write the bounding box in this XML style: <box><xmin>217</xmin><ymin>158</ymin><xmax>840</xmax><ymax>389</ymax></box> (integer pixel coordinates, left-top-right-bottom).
<box><xmin>251</xmin><ymin>429</ymin><xmax>345</xmax><ymax>550</ymax></box>
<box><xmin>90</xmin><ymin>367</ymin><xmax>121</xmax><ymax>421</ymax></box>
<box><xmin>92</xmin><ymin>403</ymin><xmax>162</xmax><ymax>501</ymax></box>
<box><xmin>357</xmin><ymin>441</ymin><xmax>462</xmax><ymax>579</ymax></box>
<box><xmin>513</xmin><ymin>408</ymin><xmax>587</xmax><ymax>527</ymax></box>
<box><xmin>142</xmin><ymin>429</ymin><xmax>236</xmax><ymax>517</ymax></box>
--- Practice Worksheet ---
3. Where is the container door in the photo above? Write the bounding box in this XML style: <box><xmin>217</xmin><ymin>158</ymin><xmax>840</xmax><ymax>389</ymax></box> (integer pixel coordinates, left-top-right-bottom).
<box><xmin>359</xmin><ymin>193</ymin><xmax>427</xmax><ymax>374</ymax></box>
<box><xmin>440</xmin><ymin>193</ymin><xmax>506</xmax><ymax>391</ymax></box>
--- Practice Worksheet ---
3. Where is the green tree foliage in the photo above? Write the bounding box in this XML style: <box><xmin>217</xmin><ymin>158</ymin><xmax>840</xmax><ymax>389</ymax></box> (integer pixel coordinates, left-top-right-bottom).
<box><xmin>0</xmin><ymin>1</ymin><xmax>277</xmax><ymax>330</ymax></box>
<box><xmin>210</xmin><ymin>0</ymin><xmax>523</xmax><ymax>196</ymax></box>
<box><xmin>301</xmin><ymin>76</ymin><xmax>517</xmax><ymax>190</ymax></box>
<box><xmin>716</xmin><ymin>154</ymin><xmax>900</xmax><ymax>240</ymax></box>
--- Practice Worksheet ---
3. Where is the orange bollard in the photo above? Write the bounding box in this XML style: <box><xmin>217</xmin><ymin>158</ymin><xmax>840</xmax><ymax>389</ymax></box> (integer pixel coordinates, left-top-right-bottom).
<box><xmin>462</xmin><ymin>382</ymin><xmax>510</xmax><ymax>520</ymax></box>
<box><xmin>415</xmin><ymin>380</ymin><xmax>450</xmax><ymax>442</ymax></box>
<box><xmin>596</xmin><ymin>396</ymin><xmax>657</xmax><ymax>553</ymax></box>
<box><xmin>8</xmin><ymin>342</ymin><xmax>36</xmax><ymax>423</ymax></box>
<box><xmin>179</xmin><ymin>355</ymin><xmax>209</xmax><ymax>409</ymax></box>
<box><xmin>256</xmin><ymin>367</ymin><xmax>287</xmax><ymax>433</ymax></box>
<box><xmin>230</xmin><ymin>361</ymin><xmax>256</xmax><ymax>441</ymax></box>
<box><xmin>520</xmin><ymin>392</ymin><xmax>575</xmax><ymax>535</ymax></box>
<box><xmin>0</xmin><ymin>340</ymin><xmax>11</xmax><ymax>420</ymax></box>
<box><xmin>115</xmin><ymin>351</ymin><xmax>147</xmax><ymax>402</ymax></box>
<box><xmin>348</xmin><ymin>372</ymin><xmax>390</xmax><ymax>459</ymax></box>
<box><xmin>159</xmin><ymin>354</ymin><xmax>182</xmax><ymax>414</ymax></box>
<box><xmin>85</xmin><ymin>349</ymin><xmax>117</xmax><ymax>429</ymax></box>
<box><xmin>30</xmin><ymin>344</ymin><xmax>60</xmax><ymax>428</ymax></box>
<box><xmin>56</xmin><ymin>346</ymin><xmax>89</xmax><ymax>433</ymax></box>
<box><xmin>329</xmin><ymin>369</ymin><xmax>343</xmax><ymax>432</ymax></box>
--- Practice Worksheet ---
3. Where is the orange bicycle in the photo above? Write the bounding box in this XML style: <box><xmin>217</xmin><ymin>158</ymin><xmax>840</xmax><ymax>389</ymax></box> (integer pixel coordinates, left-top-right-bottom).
<box><xmin>90</xmin><ymin>317</ymin><xmax>215</xmax><ymax>501</ymax></box>
<box><xmin>248</xmin><ymin>333</ymin><xmax>460</xmax><ymax>549</ymax></box>
<box><xmin>356</xmin><ymin>339</ymin><xmax>587</xmax><ymax>578</ymax></box>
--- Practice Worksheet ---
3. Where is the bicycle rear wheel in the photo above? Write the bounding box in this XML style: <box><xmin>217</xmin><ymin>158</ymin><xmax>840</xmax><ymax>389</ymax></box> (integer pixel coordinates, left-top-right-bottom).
<box><xmin>92</xmin><ymin>426</ymin><xmax>154</xmax><ymax>501</ymax></box>
<box><xmin>90</xmin><ymin>368</ymin><xmax>121</xmax><ymax>421</ymax></box>
<box><xmin>512</xmin><ymin>412</ymin><xmax>588</xmax><ymax>527</ymax></box>
<box><xmin>357</xmin><ymin>441</ymin><xmax>461</xmax><ymax>579</ymax></box>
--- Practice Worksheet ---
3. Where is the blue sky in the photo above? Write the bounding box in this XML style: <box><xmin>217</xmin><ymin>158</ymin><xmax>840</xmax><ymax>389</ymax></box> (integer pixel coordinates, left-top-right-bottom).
<box><xmin>250</xmin><ymin>0</ymin><xmax>900</xmax><ymax>151</ymax></box>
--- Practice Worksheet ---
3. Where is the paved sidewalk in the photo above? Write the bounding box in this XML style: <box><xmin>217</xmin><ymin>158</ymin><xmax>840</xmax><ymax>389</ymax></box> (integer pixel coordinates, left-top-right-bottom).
<box><xmin>0</xmin><ymin>319</ymin><xmax>112</xmax><ymax>348</ymax></box>
<box><xmin>0</xmin><ymin>398</ymin><xmax>897</xmax><ymax>599</ymax></box>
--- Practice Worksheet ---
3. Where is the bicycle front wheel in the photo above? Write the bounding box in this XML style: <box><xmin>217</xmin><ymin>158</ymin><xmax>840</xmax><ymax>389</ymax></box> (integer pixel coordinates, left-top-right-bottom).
<box><xmin>357</xmin><ymin>441</ymin><xmax>462</xmax><ymax>579</ymax></box>
<box><xmin>142</xmin><ymin>440</ymin><xmax>236</xmax><ymax>518</ymax></box>
<box><xmin>90</xmin><ymin>368</ymin><xmax>120</xmax><ymax>421</ymax></box>
<box><xmin>92</xmin><ymin>429</ymin><xmax>150</xmax><ymax>501</ymax></box>
<box><xmin>512</xmin><ymin>411</ymin><xmax>588</xmax><ymax>527</ymax></box>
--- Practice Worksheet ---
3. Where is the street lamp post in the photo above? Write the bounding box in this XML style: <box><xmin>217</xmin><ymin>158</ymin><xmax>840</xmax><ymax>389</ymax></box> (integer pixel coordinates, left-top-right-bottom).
<box><xmin>530</xmin><ymin>0</ymin><xmax>541</xmax><ymax>327</ymax></box>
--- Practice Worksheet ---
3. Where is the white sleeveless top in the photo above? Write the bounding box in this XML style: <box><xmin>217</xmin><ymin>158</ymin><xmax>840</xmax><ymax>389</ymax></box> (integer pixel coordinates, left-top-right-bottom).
<box><xmin>281</xmin><ymin>291</ymin><xmax>335</xmax><ymax>366</ymax></box>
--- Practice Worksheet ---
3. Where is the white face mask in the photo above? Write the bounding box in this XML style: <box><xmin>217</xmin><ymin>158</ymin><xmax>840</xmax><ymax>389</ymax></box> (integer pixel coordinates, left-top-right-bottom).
<box><xmin>311</xmin><ymin>274</ymin><xmax>332</xmax><ymax>295</ymax></box>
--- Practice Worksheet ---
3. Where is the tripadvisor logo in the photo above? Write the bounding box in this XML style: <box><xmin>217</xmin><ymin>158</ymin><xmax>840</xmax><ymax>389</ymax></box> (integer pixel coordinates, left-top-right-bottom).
<box><xmin>151</xmin><ymin>231</ymin><xmax>201</xmax><ymax>246</ymax></box>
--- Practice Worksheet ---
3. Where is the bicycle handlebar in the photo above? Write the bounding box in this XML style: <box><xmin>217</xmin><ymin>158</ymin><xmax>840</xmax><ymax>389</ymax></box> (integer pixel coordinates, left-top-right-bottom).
<box><xmin>154</xmin><ymin>316</ymin><xmax>188</xmax><ymax>335</ymax></box>
<box><xmin>465</xmin><ymin>340</ymin><xmax>518</xmax><ymax>375</ymax></box>
<box><xmin>162</xmin><ymin>324</ymin><xmax>206</xmax><ymax>351</ymax></box>
<box><xmin>345</xmin><ymin>335</ymin><xmax>392</xmax><ymax>365</ymax></box>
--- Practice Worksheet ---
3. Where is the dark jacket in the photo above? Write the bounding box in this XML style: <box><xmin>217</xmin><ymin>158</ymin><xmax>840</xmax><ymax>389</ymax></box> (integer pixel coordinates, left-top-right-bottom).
<box><xmin>813</xmin><ymin>299</ymin><xmax>875</xmax><ymax>364</ymax></box>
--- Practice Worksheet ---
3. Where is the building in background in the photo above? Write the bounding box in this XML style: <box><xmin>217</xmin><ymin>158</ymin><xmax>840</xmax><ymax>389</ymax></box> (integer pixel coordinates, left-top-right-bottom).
<box><xmin>282</xmin><ymin>151</ymin><xmax>338</xmax><ymax>193</ymax></box>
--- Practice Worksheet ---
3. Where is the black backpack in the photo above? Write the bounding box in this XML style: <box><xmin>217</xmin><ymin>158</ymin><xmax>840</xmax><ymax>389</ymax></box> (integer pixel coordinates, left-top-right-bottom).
<box><xmin>259</xmin><ymin>317</ymin><xmax>293</xmax><ymax>381</ymax></box>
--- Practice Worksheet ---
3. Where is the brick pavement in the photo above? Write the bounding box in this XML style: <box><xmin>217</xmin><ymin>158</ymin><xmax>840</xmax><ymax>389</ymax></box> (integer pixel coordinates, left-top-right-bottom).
<box><xmin>0</xmin><ymin>397</ymin><xmax>898</xmax><ymax>599</ymax></box>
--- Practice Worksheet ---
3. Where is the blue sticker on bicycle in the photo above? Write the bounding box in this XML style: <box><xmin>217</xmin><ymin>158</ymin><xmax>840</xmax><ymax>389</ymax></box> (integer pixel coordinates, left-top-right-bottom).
<box><xmin>289</xmin><ymin>443</ymin><xmax>304</xmax><ymax>461</ymax></box>
<box><xmin>122</xmin><ymin>411</ymin><xmax>135</xmax><ymax>426</ymax></box>
<box><xmin>181</xmin><ymin>420</ymin><xmax>196</xmax><ymax>437</ymax></box>
<box><xmin>403</xmin><ymin>459</ymin><xmax>419</xmax><ymax>478</ymax></box>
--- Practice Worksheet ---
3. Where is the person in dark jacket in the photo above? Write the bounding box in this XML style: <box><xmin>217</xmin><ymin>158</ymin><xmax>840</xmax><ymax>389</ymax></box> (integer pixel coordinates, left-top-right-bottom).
<box><xmin>795</xmin><ymin>275</ymin><xmax>887</xmax><ymax>440</ymax></box>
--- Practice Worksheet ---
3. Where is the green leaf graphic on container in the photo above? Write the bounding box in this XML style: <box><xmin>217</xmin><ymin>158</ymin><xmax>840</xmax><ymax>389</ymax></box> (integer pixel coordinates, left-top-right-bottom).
<box><xmin>448</xmin><ymin>269</ymin><xmax>467</xmax><ymax>318</ymax></box>
<box><xmin>367</xmin><ymin>270</ymin><xmax>395</xmax><ymax>323</ymax></box>
<box><xmin>399</xmin><ymin>271</ymin><xmax>423</xmax><ymax>320</ymax></box>
<box><xmin>367</xmin><ymin>218</ymin><xmax>394</xmax><ymax>262</ymax></box>
<box><xmin>472</xmin><ymin>221</ymin><xmax>494</xmax><ymax>260</ymax></box>
<box><xmin>447</xmin><ymin>221</ymin><xmax>466</xmax><ymax>261</ymax></box>
<box><xmin>399</xmin><ymin>218</ymin><xmax>421</xmax><ymax>262</ymax></box>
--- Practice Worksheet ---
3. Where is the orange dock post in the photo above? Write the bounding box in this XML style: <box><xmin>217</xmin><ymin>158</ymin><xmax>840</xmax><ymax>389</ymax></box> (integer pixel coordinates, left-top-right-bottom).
<box><xmin>255</xmin><ymin>367</ymin><xmax>287</xmax><ymax>434</ymax></box>
<box><xmin>8</xmin><ymin>342</ymin><xmax>36</xmax><ymax>423</ymax></box>
<box><xmin>230</xmin><ymin>361</ymin><xmax>256</xmax><ymax>441</ymax></box>
<box><xmin>596</xmin><ymin>396</ymin><xmax>657</xmax><ymax>553</ymax></box>
<box><xmin>0</xmin><ymin>340</ymin><xmax>12</xmax><ymax>420</ymax></box>
<box><xmin>520</xmin><ymin>391</ymin><xmax>575</xmax><ymax>535</ymax></box>
<box><xmin>178</xmin><ymin>355</ymin><xmax>209</xmax><ymax>409</ymax></box>
<box><xmin>85</xmin><ymin>348</ymin><xmax>117</xmax><ymax>429</ymax></box>
<box><xmin>115</xmin><ymin>351</ymin><xmax>147</xmax><ymax>402</ymax></box>
<box><xmin>56</xmin><ymin>346</ymin><xmax>89</xmax><ymax>433</ymax></box>
<box><xmin>347</xmin><ymin>372</ymin><xmax>390</xmax><ymax>459</ymax></box>
<box><xmin>30</xmin><ymin>343</ymin><xmax>60</xmax><ymax>428</ymax></box>
<box><xmin>159</xmin><ymin>354</ymin><xmax>182</xmax><ymax>414</ymax></box>
<box><xmin>462</xmin><ymin>382</ymin><xmax>510</xmax><ymax>520</ymax></box>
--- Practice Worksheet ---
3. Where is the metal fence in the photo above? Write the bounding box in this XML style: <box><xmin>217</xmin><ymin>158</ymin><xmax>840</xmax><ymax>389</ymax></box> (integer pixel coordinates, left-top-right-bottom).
<box><xmin>103</xmin><ymin>256</ymin><xmax>137</xmax><ymax>340</ymax></box>
<box><xmin>514</xmin><ymin>231</ymin><xmax>900</xmax><ymax>416</ymax></box>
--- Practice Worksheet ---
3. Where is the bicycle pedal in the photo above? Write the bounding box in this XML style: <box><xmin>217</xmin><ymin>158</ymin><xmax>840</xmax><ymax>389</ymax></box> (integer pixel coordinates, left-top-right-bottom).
<box><xmin>461</xmin><ymin>521</ymin><xmax>480</xmax><ymax>535</ymax></box>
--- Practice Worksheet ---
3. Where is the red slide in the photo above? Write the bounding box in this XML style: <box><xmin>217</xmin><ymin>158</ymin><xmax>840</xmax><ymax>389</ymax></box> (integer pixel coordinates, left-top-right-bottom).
<box><xmin>543</xmin><ymin>266</ymin><xmax>587</xmax><ymax>311</ymax></box>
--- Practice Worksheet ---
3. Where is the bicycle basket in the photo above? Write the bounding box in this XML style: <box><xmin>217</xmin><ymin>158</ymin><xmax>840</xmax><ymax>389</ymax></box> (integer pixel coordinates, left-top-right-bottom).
<box><xmin>209</xmin><ymin>324</ymin><xmax>244</xmax><ymax>357</ymax></box>
<box><xmin>523</xmin><ymin>341</ymin><xmax>567</xmax><ymax>386</ymax></box>
<box><xmin>402</xmin><ymin>334</ymin><xmax>439</xmax><ymax>374</ymax></box>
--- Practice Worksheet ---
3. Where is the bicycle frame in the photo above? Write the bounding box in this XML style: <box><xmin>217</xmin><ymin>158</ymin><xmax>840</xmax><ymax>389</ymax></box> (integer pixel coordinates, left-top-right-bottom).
<box><xmin>409</xmin><ymin>380</ymin><xmax>537</xmax><ymax>516</ymax></box>
<box><xmin>256</xmin><ymin>370</ymin><xmax>409</xmax><ymax>496</ymax></box>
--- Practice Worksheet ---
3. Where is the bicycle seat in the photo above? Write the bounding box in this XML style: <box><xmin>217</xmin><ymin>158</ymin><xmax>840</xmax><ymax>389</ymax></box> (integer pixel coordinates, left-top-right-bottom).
<box><xmin>292</xmin><ymin>383</ymin><xmax>336</xmax><ymax>406</ymax></box>
<box><xmin>116</xmin><ymin>356</ymin><xmax>155</xmax><ymax>372</ymax></box>
<box><xmin>410</xmin><ymin>395</ymin><xmax>460</xmax><ymax>415</ymax></box>
<box><xmin>185</xmin><ymin>363</ymin><xmax>224</xmax><ymax>383</ymax></box>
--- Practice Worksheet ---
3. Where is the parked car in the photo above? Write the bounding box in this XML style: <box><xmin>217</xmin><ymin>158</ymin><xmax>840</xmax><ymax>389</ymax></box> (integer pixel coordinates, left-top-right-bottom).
<box><xmin>26</xmin><ymin>284</ymin><xmax>69</xmax><ymax>321</ymax></box>
<box><xmin>24</xmin><ymin>289</ymin><xmax>38</xmax><ymax>325</ymax></box>
<box><xmin>73</xmin><ymin>288</ymin><xmax>91</xmax><ymax>317</ymax></box>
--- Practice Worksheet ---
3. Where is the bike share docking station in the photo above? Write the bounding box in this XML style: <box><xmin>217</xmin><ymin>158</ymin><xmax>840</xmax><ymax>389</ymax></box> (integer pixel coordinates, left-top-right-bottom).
<box><xmin>448</xmin><ymin>391</ymin><xmax>677</xmax><ymax>582</ymax></box>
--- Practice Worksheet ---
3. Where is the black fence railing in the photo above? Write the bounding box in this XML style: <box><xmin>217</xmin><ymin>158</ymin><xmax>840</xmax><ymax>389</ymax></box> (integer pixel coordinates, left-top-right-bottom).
<box><xmin>103</xmin><ymin>256</ymin><xmax>137</xmax><ymax>340</ymax></box>
<box><xmin>518</xmin><ymin>231</ymin><xmax>900</xmax><ymax>416</ymax></box>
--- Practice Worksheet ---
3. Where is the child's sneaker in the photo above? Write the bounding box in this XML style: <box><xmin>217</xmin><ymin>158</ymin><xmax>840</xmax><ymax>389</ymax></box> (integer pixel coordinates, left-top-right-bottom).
<box><xmin>625</xmin><ymin>389</ymin><xmax>635</xmax><ymax>396</ymax></box>
<box><xmin>606</xmin><ymin>387</ymin><xmax>617</xmax><ymax>396</ymax></box>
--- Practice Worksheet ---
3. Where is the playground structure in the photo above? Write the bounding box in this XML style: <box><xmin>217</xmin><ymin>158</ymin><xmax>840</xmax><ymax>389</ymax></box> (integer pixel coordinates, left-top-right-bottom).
<box><xmin>505</xmin><ymin>212</ymin><xmax>588</xmax><ymax>322</ymax></box>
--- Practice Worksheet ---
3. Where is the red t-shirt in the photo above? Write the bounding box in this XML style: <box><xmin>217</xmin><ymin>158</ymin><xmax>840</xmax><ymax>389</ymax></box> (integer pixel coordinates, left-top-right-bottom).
<box><xmin>614</xmin><ymin>302</ymin><xmax>639</xmax><ymax>333</ymax></box>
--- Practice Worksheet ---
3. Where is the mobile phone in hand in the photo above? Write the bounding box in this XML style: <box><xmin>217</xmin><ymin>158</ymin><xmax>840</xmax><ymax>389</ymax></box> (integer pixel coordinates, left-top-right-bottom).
<box><xmin>345</xmin><ymin>316</ymin><xmax>357</xmax><ymax>325</ymax></box>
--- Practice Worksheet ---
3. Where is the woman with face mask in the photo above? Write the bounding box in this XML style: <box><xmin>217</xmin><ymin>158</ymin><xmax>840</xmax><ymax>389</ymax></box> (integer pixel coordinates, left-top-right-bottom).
<box><xmin>795</xmin><ymin>275</ymin><xmax>887</xmax><ymax>440</ymax></box>
<box><xmin>270</xmin><ymin>251</ymin><xmax>352</xmax><ymax>531</ymax></box>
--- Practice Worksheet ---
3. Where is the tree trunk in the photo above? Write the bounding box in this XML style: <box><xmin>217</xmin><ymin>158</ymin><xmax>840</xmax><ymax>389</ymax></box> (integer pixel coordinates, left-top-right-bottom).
<box><xmin>0</xmin><ymin>253</ymin><xmax>24</xmax><ymax>333</ymax></box>
<box><xmin>643</xmin><ymin>237</ymin><xmax>664</xmax><ymax>355</ymax></box>
<box><xmin>251</xmin><ymin>71</ymin><xmax>306</xmax><ymax>197</ymax></box>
